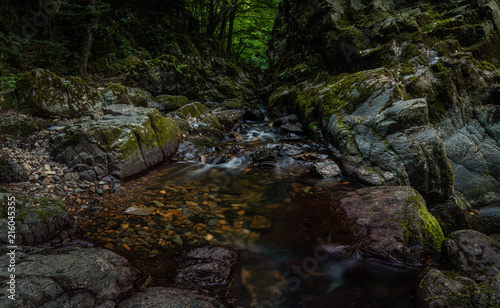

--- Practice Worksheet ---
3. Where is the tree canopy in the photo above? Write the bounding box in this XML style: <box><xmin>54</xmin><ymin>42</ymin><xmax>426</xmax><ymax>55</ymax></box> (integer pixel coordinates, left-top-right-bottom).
<box><xmin>185</xmin><ymin>0</ymin><xmax>279</xmax><ymax>69</ymax></box>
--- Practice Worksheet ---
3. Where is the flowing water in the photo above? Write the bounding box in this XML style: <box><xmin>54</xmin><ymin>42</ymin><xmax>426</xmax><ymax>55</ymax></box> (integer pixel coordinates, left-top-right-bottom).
<box><xmin>79</xmin><ymin>120</ymin><xmax>421</xmax><ymax>307</ymax></box>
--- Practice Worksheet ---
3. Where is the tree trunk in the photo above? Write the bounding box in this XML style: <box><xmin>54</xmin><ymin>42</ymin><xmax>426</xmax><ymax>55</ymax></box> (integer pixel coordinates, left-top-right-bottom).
<box><xmin>226</xmin><ymin>1</ymin><xmax>238</xmax><ymax>55</ymax></box>
<box><xmin>79</xmin><ymin>0</ymin><xmax>98</xmax><ymax>77</ymax></box>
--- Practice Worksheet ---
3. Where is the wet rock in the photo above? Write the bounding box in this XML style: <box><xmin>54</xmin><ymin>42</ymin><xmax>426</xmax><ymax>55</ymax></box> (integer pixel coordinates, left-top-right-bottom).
<box><xmin>0</xmin><ymin>192</ymin><xmax>74</xmax><ymax>246</ymax></box>
<box><xmin>124</xmin><ymin>206</ymin><xmax>156</xmax><ymax>216</ymax></box>
<box><xmin>272</xmin><ymin>114</ymin><xmax>299</xmax><ymax>127</ymax></box>
<box><xmin>243</xmin><ymin>109</ymin><xmax>265</xmax><ymax>122</ymax></box>
<box><xmin>251</xmin><ymin>150</ymin><xmax>276</xmax><ymax>162</ymax></box>
<box><xmin>338</xmin><ymin>186</ymin><xmax>444</xmax><ymax>264</ymax></box>
<box><xmin>0</xmin><ymin>91</ymin><xmax>13</xmax><ymax>111</ymax></box>
<box><xmin>118</xmin><ymin>287</ymin><xmax>228</xmax><ymax>308</ymax></box>
<box><xmin>53</xmin><ymin>105</ymin><xmax>181</xmax><ymax>180</ymax></box>
<box><xmin>176</xmin><ymin>246</ymin><xmax>239</xmax><ymax>287</ymax></box>
<box><xmin>278</xmin><ymin>143</ymin><xmax>302</xmax><ymax>156</ymax></box>
<box><xmin>0</xmin><ymin>246</ymin><xmax>140</xmax><ymax>308</ymax></box>
<box><xmin>310</xmin><ymin>161</ymin><xmax>342</xmax><ymax>178</ymax></box>
<box><xmin>478</xmin><ymin>206</ymin><xmax>500</xmax><ymax>234</ymax></box>
<box><xmin>250</xmin><ymin>215</ymin><xmax>271</xmax><ymax>229</ymax></box>
<box><xmin>280</xmin><ymin>123</ymin><xmax>304</xmax><ymax>134</ymax></box>
<box><xmin>442</xmin><ymin>229</ymin><xmax>500</xmax><ymax>280</ymax></box>
<box><xmin>15</xmin><ymin>69</ymin><xmax>102</xmax><ymax>119</ymax></box>
<box><xmin>214</xmin><ymin>109</ymin><xmax>245</xmax><ymax>131</ymax></box>
<box><xmin>221</xmin><ymin>98</ymin><xmax>248</xmax><ymax>110</ymax></box>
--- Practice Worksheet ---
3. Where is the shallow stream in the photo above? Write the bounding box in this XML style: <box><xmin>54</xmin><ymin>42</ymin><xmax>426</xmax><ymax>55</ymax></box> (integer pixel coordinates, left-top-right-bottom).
<box><xmin>79</xmin><ymin>120</ymin><xmax>421</xmax><ymax>307</ymax></box>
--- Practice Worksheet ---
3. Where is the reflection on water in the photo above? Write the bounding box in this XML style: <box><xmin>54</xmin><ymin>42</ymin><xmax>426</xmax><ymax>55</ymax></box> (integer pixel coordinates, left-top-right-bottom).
<box><xmin>79</xmin><ymin>123</ymin><xmax>421</xmax><ymax>307</ymax></box>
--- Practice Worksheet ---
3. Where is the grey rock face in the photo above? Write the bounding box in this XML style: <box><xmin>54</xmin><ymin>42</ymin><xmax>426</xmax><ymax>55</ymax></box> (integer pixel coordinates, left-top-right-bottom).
<box><xmin>310</xmin><ymin>161</ymin><xmax>342</xmax><ymax>178</ymax></box>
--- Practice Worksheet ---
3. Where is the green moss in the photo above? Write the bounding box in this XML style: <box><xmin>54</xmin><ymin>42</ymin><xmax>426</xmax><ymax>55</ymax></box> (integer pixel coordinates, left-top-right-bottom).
<box><xmin>221</xmin><ymin>99</ymin><xmax>248</xmax><ymax>110</ymax></box>
<box><xmin>399</xmin><ymin>192</ymin><xmax>445</xmax><ymax>255</ymax></box>
<box><xmin>173</xmin><ymin>102</ymin><xmax>205</xmax><ymax>119</ymax></box>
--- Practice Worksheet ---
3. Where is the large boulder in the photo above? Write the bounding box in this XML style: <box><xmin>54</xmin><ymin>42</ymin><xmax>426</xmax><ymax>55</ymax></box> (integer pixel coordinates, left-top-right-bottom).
<box><xmin>0</xmin><ymin>246</ymin><xmax>140</xmax><ymax>308</ymax></box>
<box><xmin>54</xmin><ymin>104</ymin><xmax>181</xmax><ymax>181</ymax></box>
<box><xmin>271</xmin><ymin>68</ymin><xmax>455</xmax><ymax>203</ymax></box>
<box><xmin>100</xmin><ymin>83</ymin><xmax>153</xmax><ymax>107</ymax></box>
<box><xmin>15</xmin><ymin>69</ymin><xmax>102</xmax><ymax>119</ymax></box>
<box><xmin>336</xmin><ymin>186</ymin><xmax>445</xmax><ymax>263</ymax></box>
<box><xmin>0</xmin><ymin>191</ymin><xmax>73</xmax><ymax>246</ymax></box>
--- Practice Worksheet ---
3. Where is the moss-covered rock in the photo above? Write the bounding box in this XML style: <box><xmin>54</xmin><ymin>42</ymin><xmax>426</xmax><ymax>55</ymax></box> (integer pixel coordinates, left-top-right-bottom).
<box><xmin>337</xmin><ymin>186</ymin><xmax>444</xmax><ymax>264</ymax></box>
<box><xmin>100</xmin><ymin>83</ymin><xmax>152</xmax><ymax>108</ymax></box>
<box><xmin>14</xmin><ymin>69</ymin><xmax>102</xmax><ymax>119</ymax></box>
<box><xmin>154</xmin><ymin>95</ymin><xmax>190</xmax><ymax>112</ymax></box>
<box><xmin>416</xmin><ymin>229</ymin><xmax>500</xmax><ymax>307</ymax></box>
<box><xmin>172</xmin><ymin>102</ymin><xmax>205</xmax><ymax>119</ymax></box>
<box><xmin>0</xmin><ymin>91</ymin><xmax>13</xmax><ymax>111</ymax></box>
<box><xmin>54</xmin><ymin>105</ymin><xmax>181</xmax><ymax>180</ymax></box>
<box><xmin>0</xmin><ymin>191</ymin><xmax>71</xmax><ymax>246</ymax></box>
<box><xmin>125</xmin><ymin>51</ymin><xmax>260</xmax><ymax>101</ymax></box>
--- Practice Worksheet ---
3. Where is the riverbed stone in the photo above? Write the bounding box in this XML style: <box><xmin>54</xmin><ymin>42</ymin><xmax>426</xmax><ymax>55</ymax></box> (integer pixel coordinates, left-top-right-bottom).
<box><xmin>310</xmin><ymin>161</ymin><xmax>342</xmax><ymax>178</ymax></box>
<box><xmin>176</xmin><ymin>246</ymin><xmax>239</xmax><ymax>287</ymax></box>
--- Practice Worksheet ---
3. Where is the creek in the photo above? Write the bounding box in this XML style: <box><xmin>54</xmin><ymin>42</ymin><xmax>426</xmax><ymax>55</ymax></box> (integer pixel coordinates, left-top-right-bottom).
<box><xmin>78</xmin><ymin>116</ymin><xmax>421</xmax><ymax>308</ymax></box>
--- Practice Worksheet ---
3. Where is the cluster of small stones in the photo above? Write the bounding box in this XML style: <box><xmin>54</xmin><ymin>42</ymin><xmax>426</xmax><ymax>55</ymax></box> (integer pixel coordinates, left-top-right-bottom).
<box><xmin>0</xmin><ymin>123</ymin><xmax>117</xmax><ymax>217</ymax></box>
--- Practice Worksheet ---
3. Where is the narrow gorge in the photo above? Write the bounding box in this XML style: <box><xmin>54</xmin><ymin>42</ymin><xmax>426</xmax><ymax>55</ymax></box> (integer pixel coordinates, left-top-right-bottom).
<box><xmin>1</xmin><ymin>0</ymin><xmax>500</xmax><ymax>307</ymax></box>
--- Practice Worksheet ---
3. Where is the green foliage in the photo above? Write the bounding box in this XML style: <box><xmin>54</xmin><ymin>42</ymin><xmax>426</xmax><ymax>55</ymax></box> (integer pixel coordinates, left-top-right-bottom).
<box><xmin>185</xmin><ymin>0</ymin><xmax>279</xmax><ymax>68</ymax></box>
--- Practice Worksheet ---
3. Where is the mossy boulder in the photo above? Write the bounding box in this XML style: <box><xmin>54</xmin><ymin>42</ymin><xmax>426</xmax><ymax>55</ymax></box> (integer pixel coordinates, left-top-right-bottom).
<box><xmin>273</xmin><ymin>68</ymin><xmax>454</xmax><ymax>203</ymax></box>
<box><xmin>416</xmin><ymin>268</ymin><xmax>500</xmax><ymax>308</ymax></box>
<box><xmin>337</xmin><ymin>186</ymin><xmax>445</xmax><ymax>264</ymax></box>
<box><xmin>172</xmin><ymin>102</ymin><xmax>205</xmax><ymax>119</ymax></box>
<box><xmin>54</xmin><ymin>105</ymin><xmax>181</xmax><ymax>180</ymax></box>
<box><xmin>0</xmin><ymin>91</ymin><xmax>13</xmax><ymax>111</ymax></box>
<box><xmin>101</xmin><ymin>83</ymin><xmax>152</xmax><ymax>107</ymax></box>
<box><xmin>220</xmin><ymin>98</ymin><xmax>249</xmax><ymax>110</ymax></box>
<box><xmin>125</xmin><ymin>52</ymin><xmax>260</xmax><ymax>101</ymax></box>
<box><xmin>153</xmin><ymin>95</ymin><xmax>190</xmax><ymax>112</ymax></box>
<box><xmin>0</xmin><ymin>191</ymin><xmax>72</xmax><ymax>246</ymax></box>
<box><xmin>15</xmin><ymin>69</ymin><xmax>102</xmax><ymax>119</ymax></box>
